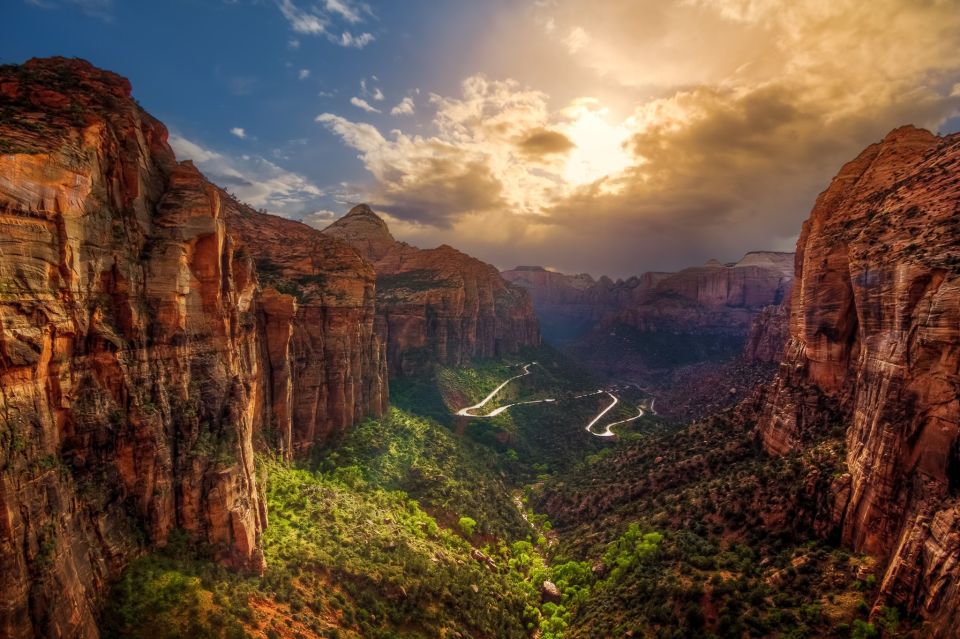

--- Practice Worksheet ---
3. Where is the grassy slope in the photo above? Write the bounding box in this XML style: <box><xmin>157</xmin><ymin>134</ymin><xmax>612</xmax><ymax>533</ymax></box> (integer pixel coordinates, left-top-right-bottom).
<box><xmin>103</xmin><ymin>416</ymin><xmax>539</xmax><ymax>639</ymax></box>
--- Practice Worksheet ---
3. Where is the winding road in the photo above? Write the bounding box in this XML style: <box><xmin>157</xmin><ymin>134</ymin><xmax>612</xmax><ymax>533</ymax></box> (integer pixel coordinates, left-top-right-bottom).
<box><xmin>455</xmin><ymin>362</ymin><xmax>541</xmax><ymax>416</ymax></box>
<box><xmin>453</xmin><ymin>363</ymin><xmax>651</xmax><ymax>438</ymax></box>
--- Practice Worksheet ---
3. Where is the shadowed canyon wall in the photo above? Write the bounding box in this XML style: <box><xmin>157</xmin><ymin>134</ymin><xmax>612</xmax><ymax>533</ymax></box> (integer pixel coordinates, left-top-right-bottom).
<box><xmin>502</xmin><ymin>252</ymin><xmax>794</xmax><ymax>343</ymax></box>
<box><xmin>758</xmin><ymin>125</ymin><xmax>960</xmax><ymax>632</ymax></box>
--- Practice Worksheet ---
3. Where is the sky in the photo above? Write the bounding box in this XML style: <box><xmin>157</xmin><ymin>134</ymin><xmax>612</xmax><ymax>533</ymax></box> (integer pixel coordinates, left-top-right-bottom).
<box><xmin>3</xmin><ymin>0</ymin><xmax>960</xmax><ymax>277</ymax></box>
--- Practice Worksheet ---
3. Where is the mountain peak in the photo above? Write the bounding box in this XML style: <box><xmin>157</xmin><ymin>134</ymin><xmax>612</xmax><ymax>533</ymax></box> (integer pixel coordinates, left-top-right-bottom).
<box><xmin>345</xmin><ymin>203</ymin><xmax>383</xmax><ymax>219</ymax></box>
<box><xmin>323</xmin><ymin>204</ymin><xmax>396</xmax><ymax>262</ymax></box>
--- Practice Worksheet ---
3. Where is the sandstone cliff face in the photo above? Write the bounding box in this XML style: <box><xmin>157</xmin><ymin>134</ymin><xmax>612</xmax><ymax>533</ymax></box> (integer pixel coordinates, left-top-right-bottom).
<box><xmin>324</xmin><ymin>206</ymin><xmax>540</xmax><ymax>375</ymax></box>
<box><xmin>0</xmin><ymin>58</ymin><xmax>385</xmax><ymax>639</ymax></box>
<box><xmin>223</xmin><ymin>200</ymin><xmax>388</xmax><ymax>456</ymax></box>
<box><xmin>502</xmin><ymin>252</ymin><xmax>793</xmax><ymax>342</ymax></box>
<box><xmin>743</xmin><ymin>302</ymin><xmax>791</xmax><ymax>363</ymax></box>
<box><xmin>758</xmin><ymin>126</ymin><xmax>960</xmax><ymax>632</ymax></box>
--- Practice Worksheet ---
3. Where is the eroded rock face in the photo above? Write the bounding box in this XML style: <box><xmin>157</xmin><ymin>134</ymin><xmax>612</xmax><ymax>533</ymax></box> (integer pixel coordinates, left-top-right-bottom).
<box><xmin>324</xmin><ymin>205</ymin><xmax>540</xmax><ymax>375</ymax></box>
<box><xmin>743</xmin><ymin>301</ymin><xmax>792</xmax><ymax>363</ymax></box>
<box><xmin>758</xmin><ymin>126</ymin><xmax>960</xmax><ymax>632</ymax></box>
<box><xmin>0</xmin><ymin>58</ymin><xmax>385</xmax><ymax>638</ymax></box>
<box><xmin>223</xmin><ymin>200</ymin><xmax>388</xmax><ymax>455</ymax></box>
<box><xmin>502</xmin><ymin>252</ymin><xmax>793</xmax><ymax>342</ymax></box>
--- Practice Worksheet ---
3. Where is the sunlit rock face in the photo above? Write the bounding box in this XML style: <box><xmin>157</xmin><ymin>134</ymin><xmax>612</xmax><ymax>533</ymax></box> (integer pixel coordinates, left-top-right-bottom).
<box><xmin>758</xmin><ymin>126</ymin><xmax>960</xmax><ymax>632</ymax></box>
<box><xmin>222</xmin><ymin>200</ymin><xmax>388</xmax><ymax>455</ymax></box>
<box><xmin>324</xmin><ymin>205</ymin><xmax>540</xmax><ymax>375</ymax></box>
<box><xmin>0</xmin><ymin>57</ymin><xmax>386</xmax><ymax>638</ymax></box>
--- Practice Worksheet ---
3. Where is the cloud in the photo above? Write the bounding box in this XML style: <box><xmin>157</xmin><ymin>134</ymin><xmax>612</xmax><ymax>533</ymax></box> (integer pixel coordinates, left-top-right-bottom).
<box><xmin>298</xmin><ymin>68</ymin><xmax>311</xmax><ymax>80</ymax></box>
<box><xmin>276</xmin><ymin>0</ymin><xmax>326</xmax><ymax>34</ymax></box>
<box><xmin>24</xmin><ymin>0</ymin><xmax>112</xmax><ymax>20</ymax></box>
<box><xmin>360</xmin><ymin>78</ymin><xmax>384</xmax><ymax>101</ymax></box>
<box><xmin>517</xmin><ymin>128</ymin><xmax>574</xmax><ymax>156</ymax></box>
<box><xmin>301</xmin><ymin>210</ymin><xmax>339</xmax><ymax>228</ymax></box>
<box><xmin>275</xmin><ymin>0</ymin><xmax>375</xmax><ymax>48</ymax></box>
<box><xmin>315</xmin><ymin>0</ymin><xmax>960</xmax><ymax>276</ymax></box>
<box><xmin>338</xmin><ymin>31</ymin><xmax>374</xmax><ymax>48</ymax></box>
<box><xmin>350</xmin><ymin>97</ymin><xmax>381</xmax><ymax>113</ymax></box>
<box><xmin>230</xmin><ymin>127</ymin><xmax>247</xmax><ymax>139</ymax></box>
<box><xmin>324</xmin><ymin>0</ymin><xmax>367</xmax><ymax>23</ymax></box>
<box><xmin>564</xmin><ymin>26</ymin><xmax>588</xmax><ymax>53</ymax></box>
<box><xmin>390</xmin><ymin>97</ymin><xmax>415</xmax><ymax>116</ymax></box>
<box><xmin>170</xmin><ymin>133</ymin><xmax>325</xmax><ymax>217</ymax></box>
<box><xmin>318</xmin><ymin>76</ymin><xmax>561</xmax><ymax>227</ymax></box>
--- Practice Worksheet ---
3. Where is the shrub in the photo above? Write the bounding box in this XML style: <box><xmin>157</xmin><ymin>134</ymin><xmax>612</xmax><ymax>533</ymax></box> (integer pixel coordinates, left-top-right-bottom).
<box><xmin>458</xmin><ymin>516</ymin><xmax>478</xmax><ymax>537</ymax></box>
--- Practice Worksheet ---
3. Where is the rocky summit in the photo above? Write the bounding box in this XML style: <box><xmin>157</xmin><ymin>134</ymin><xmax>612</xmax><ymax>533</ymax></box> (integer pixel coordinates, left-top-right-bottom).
<box><xmin>324</xmin><ymin>205</ymin><xmax>540</xmax><ymax>375</ymax></box>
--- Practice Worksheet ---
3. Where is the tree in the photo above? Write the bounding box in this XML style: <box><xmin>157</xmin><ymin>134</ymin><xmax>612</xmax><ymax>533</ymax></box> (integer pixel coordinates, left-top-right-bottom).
<box><xmin>458</xmin><ymin>516</ymin><xmax>478</xmax><ymax>537</ymax></box>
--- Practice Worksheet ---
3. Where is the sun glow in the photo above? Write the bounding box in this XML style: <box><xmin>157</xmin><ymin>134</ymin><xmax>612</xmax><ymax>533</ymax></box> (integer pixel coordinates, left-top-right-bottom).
<box><xmin>561</xmin><ymin>100</ymin><xmax>633</xmax><ymax>188</ymax></box>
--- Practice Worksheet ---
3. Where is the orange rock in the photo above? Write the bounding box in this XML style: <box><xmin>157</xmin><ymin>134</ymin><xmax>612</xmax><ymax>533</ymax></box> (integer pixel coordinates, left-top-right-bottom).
<box><xmin>758</xmin><ymin>125</ymin><xmax>960</xmax><ymax>631</ymax></box>
<box><xmin>324</xmin><ymin>205</ymin><xmax>540</xmax><ymax>375</ymax></box>
<box><xmin>0</xmin><ymin>57</ymin><xmax>385</xmax><ymax>638</ymax></box>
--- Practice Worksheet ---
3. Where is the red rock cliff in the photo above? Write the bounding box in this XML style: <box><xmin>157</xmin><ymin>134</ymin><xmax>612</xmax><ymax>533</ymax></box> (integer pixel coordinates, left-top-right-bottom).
<box><xmin>222</xmin><ymin>200</ymin><xmax>387</xmax><ymax>456</ymax></box>
<box><xmin>323</xmin><ymin>205</ymin><xmax>540</xmax><ymax>375</ymax></box>
<box><xmin>758</xmin><ymin>126</ymin><xmax>960</xmax><ymax>632</ymax></box>
<box><xmin>743</xmin><ymin>301</ymin><xmax>792</xmax><ymax>363</ymax></box>
<box><xmin>0</xmin><ymin>58</ymin><xmax>385</xmax><ymax>638</ymax></box>
<box><xmin>502</xmin><ymin>252</ymin><xmax>793</xmax><ymax>341</ymax></box>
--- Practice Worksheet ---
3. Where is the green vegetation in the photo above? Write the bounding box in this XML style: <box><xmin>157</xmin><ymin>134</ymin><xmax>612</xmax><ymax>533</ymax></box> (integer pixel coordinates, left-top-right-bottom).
<box><xmin>529</xmin><ymin>411</ymin><xmax>888</xmax><ymax>638</ymax></box>
<box><xmin>376</xmin><ymin>269</ymin><xmax>457</xmax><ymax>294</ymax></box>
<box><xmin>105</xmin><ymin>450</ymin><xmax>538</xmax><ymax>638</ymax></box>
<box><xmin>317</xmin><ymin>408</ymin><xmax>528</xmax><ymax>540</ymax></box>
<box><xmin>102</xmin><ymin>344</ymin><xmax>908</xmax><ymax>638</ymax></box>
<box><xmin>103</xmin><ymin>404</ymin><xmax>577</xmax><ymax>638</ymax></box>
<box><xmin>254</xmin><ymin>258</ymin><xmax>329</xmax><ymax>302</ymax></box>
<box><xmin>458</xmin><ymin>516</ymin><xmax>478</xmax><ymax>537</ymax></box>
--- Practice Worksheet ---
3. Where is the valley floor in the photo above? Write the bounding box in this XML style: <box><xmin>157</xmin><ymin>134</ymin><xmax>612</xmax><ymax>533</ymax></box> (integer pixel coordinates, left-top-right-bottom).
<box><xmin>103</xmin><ymin>347</ymin><xmax>903</xmax><ymax>639</ymax></box>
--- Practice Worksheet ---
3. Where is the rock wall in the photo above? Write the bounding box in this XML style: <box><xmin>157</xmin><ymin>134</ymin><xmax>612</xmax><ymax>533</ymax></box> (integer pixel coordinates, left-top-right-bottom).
<box><xmin>502</xmin><ymin>252</ymin><xmax>793</xmax><ymax>342</ymax></box>
<box><xmin>743</xmin><ymin>301</ymin><xmax>791</xmax><ymax>363</ymax></box>
<box><xmin>324</xmin><ymin>205</ymin><xmax>540</xmax><ymax>375</ymax></box>
<box><xmin>0</xmin><ymin>58</ymin><xmax>385</xmax><ymax>638</ymax></box>
<box><xmin>223</xmin><ymin>200</ymin><xmax>388</xmax><ymax>456</ymax></box>
<box><xmin>758</xmin><ymin>126</ymin><xmax>960</xmax><ymax>633</ymax></box>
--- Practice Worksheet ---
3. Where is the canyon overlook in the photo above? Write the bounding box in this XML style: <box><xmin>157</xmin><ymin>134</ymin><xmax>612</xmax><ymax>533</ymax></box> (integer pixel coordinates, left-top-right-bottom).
<box><xmin>0</xmin><ymin>53</ymin><xmax>959</xmax><ymax>639</ymax></box>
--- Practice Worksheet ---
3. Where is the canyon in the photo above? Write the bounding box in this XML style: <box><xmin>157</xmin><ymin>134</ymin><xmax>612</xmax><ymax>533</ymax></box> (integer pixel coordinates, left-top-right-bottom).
<box><xmin>0</xmin><ymin>56</ymin><xmax>958</xmax><ymax>639</ymax></box>
<box><xmin>501</xmin><ymin>251</ymin><xmax>794</xmax><ymax>342</ymax></box>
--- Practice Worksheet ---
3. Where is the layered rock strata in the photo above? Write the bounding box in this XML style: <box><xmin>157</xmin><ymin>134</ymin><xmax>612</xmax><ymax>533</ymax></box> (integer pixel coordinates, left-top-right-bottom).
<box><xmin>324</xmin><ymin>205</ymin><xmax>540</xmax><ymax>375</ymax></box>
<box><xmin>0</xmin><ymin>57</ymin><xmax>386</xmax><ymax>638</ymax></box>
<box><xmin>758</xmin><ymin>126</ymin><xmax>960</xmax><ymax>632</ymax></box>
